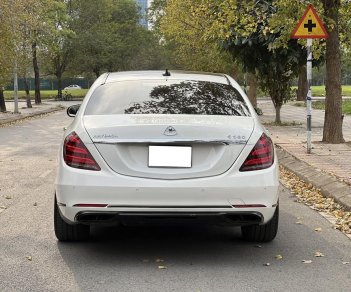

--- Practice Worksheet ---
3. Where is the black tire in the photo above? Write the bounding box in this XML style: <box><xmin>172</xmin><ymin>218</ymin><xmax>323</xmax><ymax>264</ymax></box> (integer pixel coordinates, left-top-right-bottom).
<box><xmin>241</xmin><ymin>206</ymin><xmax>279</xmax><ymax>242</ymax></box>
<box><xmin>54</xmin><ymin>198</ymin><xmax>90</xmax><ymax>241</ymax></box>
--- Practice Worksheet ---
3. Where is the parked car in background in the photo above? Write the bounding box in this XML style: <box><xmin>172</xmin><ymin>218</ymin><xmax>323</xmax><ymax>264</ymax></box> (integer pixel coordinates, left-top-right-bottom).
<box><xmin>55</xmin><ymin>70</ymin><xmax>279</xmax><ymax>242</ymax></box>
<box><xmin>64</xmin><ymin>84</ymin><xmax>82</xmax><ymax>90</ymax></box>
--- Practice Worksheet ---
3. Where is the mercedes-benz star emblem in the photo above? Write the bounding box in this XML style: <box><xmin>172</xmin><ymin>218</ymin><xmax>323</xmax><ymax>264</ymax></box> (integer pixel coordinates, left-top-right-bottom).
<box><xmin>164</xmin><ymin>126</ymin><xmax>177</xmax><ymax>136</ymax></box>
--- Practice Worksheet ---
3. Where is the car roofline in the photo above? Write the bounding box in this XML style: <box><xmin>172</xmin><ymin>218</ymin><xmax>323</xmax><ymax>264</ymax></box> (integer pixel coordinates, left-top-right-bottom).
<box><xmin>104</xmin><ymin>70</ymin><xmax>230</xmax><ymax>85</ymax></box>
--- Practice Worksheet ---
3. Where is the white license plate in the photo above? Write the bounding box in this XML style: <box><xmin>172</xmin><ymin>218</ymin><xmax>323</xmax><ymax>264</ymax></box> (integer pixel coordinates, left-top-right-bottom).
<box><xmin>148</xmin><ymin>146</ymin><xmax>192</xmax><ymax>168</ymax></box>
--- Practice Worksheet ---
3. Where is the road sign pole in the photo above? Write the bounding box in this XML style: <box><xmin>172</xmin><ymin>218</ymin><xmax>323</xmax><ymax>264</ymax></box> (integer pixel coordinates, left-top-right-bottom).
<box><xmin>306</xmin><ymin>38</ymin><xmax>312</xmax><ymax>154</ymax></box>
<box><xmin>291</xmin><ymin>4</ymin><xmax>328</xmax><ymax>153</ymax></box>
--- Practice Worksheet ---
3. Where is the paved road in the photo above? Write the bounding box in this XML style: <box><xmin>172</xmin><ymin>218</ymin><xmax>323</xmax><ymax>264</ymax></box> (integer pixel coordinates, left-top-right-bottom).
<box><xmin>0</xmin><ymin>111</ymin><xmax>350</xmax><ymax>292</ymax></box>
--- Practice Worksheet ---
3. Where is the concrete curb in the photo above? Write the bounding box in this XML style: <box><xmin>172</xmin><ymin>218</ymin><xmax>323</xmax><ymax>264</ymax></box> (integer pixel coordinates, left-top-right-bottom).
<box><xmin>277</xmin><ymin>146</ymin><xmax>351</xmax><ymax>211</ymax></box>
<box><xmin>0</xmin><ymin>107</ymin><xmax>65</xmax><ymax>126</ymax></box>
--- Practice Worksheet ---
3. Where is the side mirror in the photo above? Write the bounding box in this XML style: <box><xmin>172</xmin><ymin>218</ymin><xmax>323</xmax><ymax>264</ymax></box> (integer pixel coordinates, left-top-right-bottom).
<box><xmin>67</xmin><ymin>104</ymin><xmax>80</xmax><ymax>117</ymax></box>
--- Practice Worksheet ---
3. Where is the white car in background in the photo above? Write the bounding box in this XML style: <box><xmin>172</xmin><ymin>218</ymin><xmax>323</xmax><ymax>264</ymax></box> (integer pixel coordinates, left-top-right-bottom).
<box><xmin>55</xmin><ymin>70</ymin><xmax>279</xmax><ymax>242</ymax></box>
<box><xmin>64</xmin><ymin>84</ymin><xmax>82</xmax><ymax>90</ymax></box>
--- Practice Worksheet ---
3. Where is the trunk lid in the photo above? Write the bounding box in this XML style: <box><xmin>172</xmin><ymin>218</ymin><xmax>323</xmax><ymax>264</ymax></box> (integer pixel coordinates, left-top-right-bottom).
<box><xmin>83</xmin><ymin>114</ymin><xmax>254</xmax><ymax>179</ymax></box>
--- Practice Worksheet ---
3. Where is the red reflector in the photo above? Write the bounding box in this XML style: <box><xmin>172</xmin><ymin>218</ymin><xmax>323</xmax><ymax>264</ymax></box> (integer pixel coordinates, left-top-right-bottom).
<box><xmin>240</xmin><ymin>133</ymin><xmax>274</xmax><ymax>171</ymax></box>
<box><xmin>63</xmin><ymin>132</ymin><xmax>101</xmax><ymax>171</ymax></box>
<box><xmin>73</xmin><ymin>204</ymin><xmax>108</xmax><ymax>207</ymax></box>
<box><xmin>233</xmin><ymin>204</ymin><xmax>266</xmax><ymax>208</ymax></box>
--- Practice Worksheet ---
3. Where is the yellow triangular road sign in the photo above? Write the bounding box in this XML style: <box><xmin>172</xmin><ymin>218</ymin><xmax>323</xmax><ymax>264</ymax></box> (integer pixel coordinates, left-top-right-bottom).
<box><xmin>291</xmin><ymin>4</ymin><xmax>328</xmax><ymax>39</ymax></box>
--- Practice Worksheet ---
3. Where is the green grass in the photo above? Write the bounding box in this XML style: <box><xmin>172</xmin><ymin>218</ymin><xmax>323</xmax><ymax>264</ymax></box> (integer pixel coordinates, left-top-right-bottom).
<box><xmin>4</xmin><ymin>89</ymin><xmax>88</xmax><ymax>100</ymax></box>
<box><xmin>262</xmin><ymin>121</ymin><xmax>302</xmax><ymax>126</ymax></box>
<box><xmin>293</xmin><ymin>100</ymin><xmax>351</xmax><ymax>115</ymax></box>
<box><xmin>310</xmin><ymin>101</ymin><xmax>326</xmax><ymax>111</ymax></box>
<box><xmin>291</xmin><ymin>86</ymin><xmax>351</xmax><ymax>97</ymax></box>
<box><xmin>344</xmin><ymin>100</ymin><xmax>351</xmax><ymax>114</ymax></box>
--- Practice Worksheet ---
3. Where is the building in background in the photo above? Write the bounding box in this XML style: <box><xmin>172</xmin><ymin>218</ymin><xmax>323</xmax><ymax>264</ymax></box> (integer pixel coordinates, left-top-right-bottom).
<box><xmin>136</xmin><ymin>0</ymin><xmax>148</xmax><ymax>28</ymax></box>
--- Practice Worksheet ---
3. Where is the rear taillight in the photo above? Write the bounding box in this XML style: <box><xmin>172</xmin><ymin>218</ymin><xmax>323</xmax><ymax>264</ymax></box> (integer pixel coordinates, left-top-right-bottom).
<box><xmin>240</xmin><ymin>133</ymin><xmax>274</xmax><ymax>171</ymax></box>
<box><xmin>63</xmin><ymin>132</ymin><xmax>101</xmax><ymax>171</ymax></box>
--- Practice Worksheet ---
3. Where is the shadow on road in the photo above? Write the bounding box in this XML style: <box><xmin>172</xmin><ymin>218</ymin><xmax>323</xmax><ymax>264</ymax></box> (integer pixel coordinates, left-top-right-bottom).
<box><xmin>57</xmin><ymin>222</ymin><xmax>280</xmax><ymax>268</ymax></box>
<box><xmin>52</xmin><ymin>205</ymin><xmax>351</xmax><ymax>291</ymax></box>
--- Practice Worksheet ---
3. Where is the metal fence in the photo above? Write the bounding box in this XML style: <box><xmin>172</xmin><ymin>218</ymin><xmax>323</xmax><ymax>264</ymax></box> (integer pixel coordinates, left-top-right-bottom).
<box><xmin>5</xmin><ymin>77</ymin><xmax>91</xmax><ymax>91</ymax></box>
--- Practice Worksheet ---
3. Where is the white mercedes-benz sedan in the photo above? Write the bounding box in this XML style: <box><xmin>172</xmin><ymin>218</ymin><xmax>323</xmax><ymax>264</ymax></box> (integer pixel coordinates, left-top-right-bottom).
<box><xmin>54</xmin><ymin>70</ymin><xmax>279</xmax><ymax>242</ymax></box>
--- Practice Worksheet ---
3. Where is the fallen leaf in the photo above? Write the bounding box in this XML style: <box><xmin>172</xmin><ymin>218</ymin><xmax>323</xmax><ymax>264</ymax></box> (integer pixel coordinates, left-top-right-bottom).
<box><xmin>0</xmin><ymin>205</ymin><xmax>7</xmax><ymax>209</ymax></box>
<box><xmin>5</xmin><ymin>195</ymin><xmax>12</xmax><ymax>200</ymax></box>
<box><xmin>314</xmin><ymin>251</ymin><xmax>325</xmax><ymax>257</ymax></box>
<box><xmin>295</xmin><ymin>221</ymin><xmax>303</xmax><ymax>225</ymax></box>
<box><xmin>263</xmin><ymin>263</ymin><xmax>270</xmax><ymax>266</ymax></box>
<box><xmin>275</xmin><ymin>255</ymin><xmax>283</xmax><ymax>260</ymax></box>
<box><xmin>280</xmin><ymin>166</ymin><xmax>351</xmax><ymax>236</ymax></box>
<box><xmin>158</xmin><ymin>265</ymin><xmax>167</xmax><ymax>269</ymax></box>
<box><xmin>302</xmin><ymin>260</ymin><xmax>312</xmax><ymax>264</ymax></box>
<box><xmin>342</xmin><ymin>261</ymin><xmax>350</xmax><ymax>265</ymax></box>
<box><xmin>26</xmin><ymin>256</ymin><xmax>32</xmax><ymax>261</ymax></box>
<box><xmin>314</xmin><ymin>227</ymin><xmax>322</xmax><ymax>232</ymax></box>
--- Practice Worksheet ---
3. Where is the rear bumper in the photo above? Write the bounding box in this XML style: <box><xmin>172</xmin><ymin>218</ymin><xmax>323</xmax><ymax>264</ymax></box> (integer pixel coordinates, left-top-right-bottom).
<box><xmin>58</xmin><ymin>205</ymin><xmax>277</xmax><ymax>226</ymax></box>
<box><xmin>55</xmin><ymin>154</ymin><xmax>279</xmax><ymax>224</ymax></box>
<box><xmin>74</xmin><ymin>210</ymin><xmax>265</xmax><ymax>226</ymax></box>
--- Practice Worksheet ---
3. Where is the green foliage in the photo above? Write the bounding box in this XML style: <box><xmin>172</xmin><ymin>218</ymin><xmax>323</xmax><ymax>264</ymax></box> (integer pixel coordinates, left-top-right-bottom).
<box><xmin>0</xmin><ymin>0</ymin><xmax>18</xmax><ymax>85</ymax></box>
<box><xmin>202</xmin><ymin>0</ymin><xmax>307</xmax><ymax>121</ymax></box>
<box><xmin>223</xmin><ymin>33</ymin><xmax>305</xmax><ymax>109</ymax></box>
<box><xmin>42</xmin><ymin>0</ymin><xmax>75</xmax><ymax>76</ymax></box>
<box><xmin>68</xmin><ymin>0</ymin><xmax>165</xmax><ymax>77</ymax></box>
<box><xmin>157</xmin><ymin>0</ymin><xmax>351</xmax><ymax>124</ymax></box>
<box><xmin>148</xmin><ymin>0</ymin><xmax>167</xmax><ymax>35</ymax></box>
<box><xmin>158</xmin><ymin>0</ymin><xmax>236</xmax><ymax>74</ymax></box>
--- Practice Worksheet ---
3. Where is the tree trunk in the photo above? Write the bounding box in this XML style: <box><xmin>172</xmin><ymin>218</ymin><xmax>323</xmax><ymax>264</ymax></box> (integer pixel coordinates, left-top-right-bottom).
<box><xmin>93</xmin><ymin>68</ymin><xmax>100</xmax><ymax>78</ymax></box>
<box><xmin>32</xmin><ymin>40</ymin><xmax>41</xmax><ymax>104</ymax></box>
<box><xmin>322</xmin><ymin>0</ymin><xmax>344</xmax><ymax>143</ymax></box>
<box><xmin>23</xmin><ymin>75</ymin><xmax>32</xmax><ymax>108</ymax></box>
<box><xmin>231</xmin><ymin>66</ymin><xmax>239</xmax><ymax>80</ymax></box>
<box><xmin>57</xmin><ymin>73</ymin><xmax>63</xmax><ymax>100</ymax></box>
<box><xmin>275</xmin><ymin>104</ymin><xmax>281</xmax><ymax>124</ymax></box>
<box><xmin>0</xmin><ymin>86</ymin><xmax>6</xmax><ymax>112</ymax></box>
<box><xmin>247</xmin><ymin>73</ymin><xmax>257</xmax><ymax>108</ymax></box>
<box><xmin>297</xmin><ymin>65</ymin><xmax>308</xmax><ymax>101</ymax></box>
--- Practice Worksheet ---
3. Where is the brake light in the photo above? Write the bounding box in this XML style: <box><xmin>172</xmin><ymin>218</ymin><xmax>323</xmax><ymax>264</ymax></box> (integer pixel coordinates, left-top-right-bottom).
<box><xmin>240</xmin><ymin>133</ymin><xmax>274</xmax><ymax>171</ymax></box>
<box><xmin>63</xmin><ymin>132</ymin><xmax>101</xmax><ymax>171</ymax></box>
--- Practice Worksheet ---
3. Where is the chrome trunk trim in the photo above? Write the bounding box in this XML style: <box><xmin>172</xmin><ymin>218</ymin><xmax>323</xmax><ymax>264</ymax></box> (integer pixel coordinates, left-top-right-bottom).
<box><xmin>93</xmin><ymin>138</ymin><xmax>247</xmax><ymax>145</ymax></box>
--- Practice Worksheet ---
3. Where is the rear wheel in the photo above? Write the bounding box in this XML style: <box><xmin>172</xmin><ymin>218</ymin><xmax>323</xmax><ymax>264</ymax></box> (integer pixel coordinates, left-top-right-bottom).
<box><xmin>54</xmin><ymin>197</ymin><xmax>90</xmax><ymax>241</ymax></box>
<box><xmin>241</xmin><ymin>206</ymin><xmax>279</xmax><ymax>242</ymax></box>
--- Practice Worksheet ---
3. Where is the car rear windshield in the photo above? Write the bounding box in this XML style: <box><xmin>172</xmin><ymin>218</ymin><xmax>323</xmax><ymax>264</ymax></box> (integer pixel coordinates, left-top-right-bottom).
<box><xmin>84</xmin><ymin>79</ymin><xmax>251</xmax><ymax>116</ymax></box>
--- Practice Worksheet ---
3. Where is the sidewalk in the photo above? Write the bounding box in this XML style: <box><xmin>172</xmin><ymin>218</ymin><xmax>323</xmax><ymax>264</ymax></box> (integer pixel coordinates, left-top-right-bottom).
<box><xmin>259</xmin><ymin>100</ymin><xmax>351</xmax><ymax>210</ymax></box>
<box><xmin>0</xmin><ymin>100</ymin><xmax>77</xmax><ymax>126</ymax></box>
